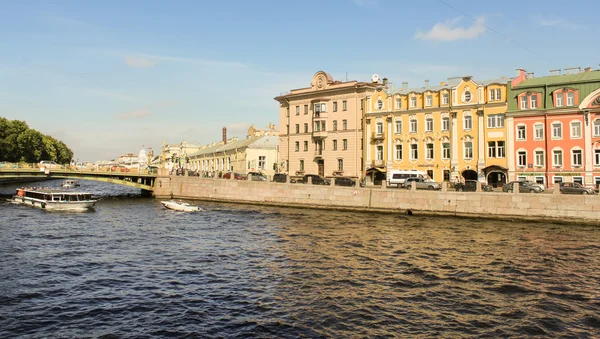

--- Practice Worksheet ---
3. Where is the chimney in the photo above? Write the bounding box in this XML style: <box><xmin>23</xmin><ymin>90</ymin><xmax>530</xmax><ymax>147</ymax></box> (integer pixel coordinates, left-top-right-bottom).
<box><xmin>564</xmin><ymin>66</ymin><xmax>581</xmax><ymax>74</ymax></box>
<box><xmin>527</xmin><ymin>72</ymin><xmax>534</xmax><ymax>79</ymax></box>
<box><xmin>425</xmin><ymin>80</ymin><xmax>430</xmax><ymax>89</ymax></box>
<box><xmin>382</xmin><ymin>77</ymin><xmax>388</xmax><ymax>85</ymax></box>
<box><xmin>222</xmin><ymin>127</ymin><xmax>227</xmax><ymax>144</ymax></box>
<box><xmin>402</xmin><ymin>81</ymin><xmax>408</xmax><ymax>90</ymax></box>
<box><xmin>515</xmin><ymin>68</ymin><xmax>524</xmax><ymax>77</ymax></box>
<box><xmin>549</xmin><ymin>69</ymin><xmax>561</xmax><ymax>76</ymax></box>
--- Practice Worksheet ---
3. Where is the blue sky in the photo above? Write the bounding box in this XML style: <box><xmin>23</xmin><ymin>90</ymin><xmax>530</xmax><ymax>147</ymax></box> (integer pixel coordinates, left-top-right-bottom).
<box><xmin>1</xmin><ymin>0</ymin><xmax>598</xmax><ymax>161</ymax></box>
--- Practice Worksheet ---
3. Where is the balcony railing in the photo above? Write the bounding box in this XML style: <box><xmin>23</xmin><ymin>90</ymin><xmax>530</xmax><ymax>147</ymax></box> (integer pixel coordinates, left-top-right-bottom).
<box><xmin>371</xmin><ymin>132</ymin><xmax>385</xmax><ymax>140</ymax></box>
<box><xmin>312</xmin><ymin>130</ymin><xmax>328</xmax><ymax>139</ymax></box>
<box><xmin>314</xmin><ymin>150</ymin><xmax>323</xmax><ymax>158</ymax></box>
<box><xmin>371</xmin><ymin>159</ymin><xmax>386</xmax><ymax>167</ymax></box>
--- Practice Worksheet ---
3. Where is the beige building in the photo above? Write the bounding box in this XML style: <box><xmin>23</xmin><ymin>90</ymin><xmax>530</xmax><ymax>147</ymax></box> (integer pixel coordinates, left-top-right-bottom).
<box><xmin>275</xmin><ymin>71</ymin><xmax>378</xmax><ymax>179</ymax></box>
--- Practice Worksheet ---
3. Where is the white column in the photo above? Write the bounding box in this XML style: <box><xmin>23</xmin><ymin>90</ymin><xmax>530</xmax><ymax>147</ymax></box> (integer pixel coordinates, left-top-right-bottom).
<box><xmin>366</xmin><ymin>119</ymin><xmax>372</xmax><ymax>166</ymax></box>
<box><xmin>387</xmin><ymin>117</ymin><xmax>393</xmax><ymax>171</ymax></box>
<box><xmin>477</xmin><ymin>110</ymin><xmax>486</xmax><ymax>181</ymax></box>
<box><xmin>506</xmin><ymin>116</ymin><xmax>515</xmax><ymax>181</ymax></box>
<box><xmin>451</xmin><ymin>111</ymin><xmax>459</xmax><ymax>180</ymax></box>
<box><xmin>584</xmin><ymin>111</ymin><xmax>593</xmax><ymax>186</ymax></box>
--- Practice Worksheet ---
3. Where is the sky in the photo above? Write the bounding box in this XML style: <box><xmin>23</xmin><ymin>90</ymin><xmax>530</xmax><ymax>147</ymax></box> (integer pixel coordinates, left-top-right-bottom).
<box><xmin>1</xmin><ymin>0</ymin><xmax>598</xmax><ymax>161</ymax></box>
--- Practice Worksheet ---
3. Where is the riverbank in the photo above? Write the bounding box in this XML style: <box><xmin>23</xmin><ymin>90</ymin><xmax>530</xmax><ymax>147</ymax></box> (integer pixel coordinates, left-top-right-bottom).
<box><xmin>153</xmin><ymin>176</ymin><xmax>600</xmax><ymax>225</ymax></box>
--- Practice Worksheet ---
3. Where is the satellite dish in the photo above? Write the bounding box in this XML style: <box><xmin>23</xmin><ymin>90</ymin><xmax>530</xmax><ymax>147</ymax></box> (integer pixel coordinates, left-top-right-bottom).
<box><xmin>371</xmin><ymin>74</ymin><xmax>380</xmax><ymax>83</ymax></box>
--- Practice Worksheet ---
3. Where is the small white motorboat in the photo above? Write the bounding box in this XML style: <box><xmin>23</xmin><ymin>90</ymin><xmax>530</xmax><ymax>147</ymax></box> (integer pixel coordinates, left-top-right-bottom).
<box><xmin>161</xmin><ymin>200</ymin><xmax>203</xmax><ymax>212</ymax></box>
<box><xmin>61</xmin><ymin>180</ymin><xmax>80</xmax><ymax>188</ymax></box>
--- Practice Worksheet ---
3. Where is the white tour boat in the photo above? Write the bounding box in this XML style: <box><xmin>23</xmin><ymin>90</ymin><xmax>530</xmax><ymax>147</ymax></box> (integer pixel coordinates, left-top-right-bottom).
<box><xmin>161</xmin><ymin>200</ymin><xmax>202</xmax><ymax>212</ymax></box>
<box><xmin>13</xmin><ymin>188</ymin><xmax>97</xmax><ymax>211</ymax></box>
<box><xmin>61</xmin><ymin>179</ymin><xmax>80</xmax><ymax>188</ymax></box>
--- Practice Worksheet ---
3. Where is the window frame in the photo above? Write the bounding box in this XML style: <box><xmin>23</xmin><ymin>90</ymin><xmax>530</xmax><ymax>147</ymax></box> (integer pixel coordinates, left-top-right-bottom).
<box><xmin>572</xmin><ymin>149</ymin><xmax>583</xmax><ymax>167</ymax></box>
<box><xmin>464</xmin><ymin>141</ymin><xmax>473</xmax><ymax>159</ymax></box>
<box><xmin>516</xmin><ymin>125</ymin><xmax>526</xmax><ymax>141</ymax></box>
<box><xmin>517</xmin><ymin>150</ymin><xmax>527</xmax><ymax>167</ymax></box>
<box><xmin>463</xmin><ymin>115</ymin><xmax>472</xmax><ymax>130</ymax></box>
<box><xmin>395</xmin><ymin>144</ymin><xmax>403</xmax><ymax>160</ymax></box>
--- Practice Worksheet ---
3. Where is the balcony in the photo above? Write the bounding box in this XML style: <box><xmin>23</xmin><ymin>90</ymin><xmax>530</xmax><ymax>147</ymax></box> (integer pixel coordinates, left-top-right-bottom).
<box><xmin>371</xmin><ymin>160</ymin><xmax>386</xmax><ymax>167</ymax></box>
<box><xmin>371</xmin><ymin>132</ymin><xmax>385</xmax><ymax>141</ymax></box>
<box><xmin>312</xmin><ymin>130</ymin><xmax>328</xmax><ymax>140</ymax></box>
<box><xmin>314</xmin><ymin>150</ymin><xmax>323</xmax><ymax>159</ymax></box>
<box><xmin>313</xmin><ymin>111</ymin><xmax>328</xmax><ymax>119</ymax></box>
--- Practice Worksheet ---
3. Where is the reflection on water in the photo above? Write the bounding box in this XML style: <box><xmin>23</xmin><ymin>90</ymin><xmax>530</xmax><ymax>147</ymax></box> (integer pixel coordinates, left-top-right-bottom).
<box><xmin>0</xmin><ymin>181</ymin><xmax>599</xmax><ymax>338</ymax></box>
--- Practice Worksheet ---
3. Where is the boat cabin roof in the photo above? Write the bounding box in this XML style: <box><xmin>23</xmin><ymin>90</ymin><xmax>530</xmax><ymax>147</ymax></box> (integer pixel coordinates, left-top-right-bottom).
<box><xmin>18</xmin><ymin>188</ymin><xmax>92</xmax><ymax>195</ymax></box>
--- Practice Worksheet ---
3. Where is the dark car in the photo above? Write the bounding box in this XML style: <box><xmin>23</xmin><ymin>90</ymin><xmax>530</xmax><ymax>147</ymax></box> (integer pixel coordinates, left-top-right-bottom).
<box><xmin>559</xmin><ymin>182</ymin><xmax>596</xmax><ymax>195</ymax></box>
<box><xmin>502</xmin><ymin>181</ymin><xmax>543</xmax><ymax>193</ymax></box>
<box><xmin>300</xmin><ymin>174</ymin><xmax>331</xmax><ymax>185</ymax></box>
<box><xmin>455</xmin><ymin>180</ymin><xmax>493</xmax><ymax>192</ymax></box>
<box><xmin>334</xmin><ymin>177</ymin><xmax>356</xmax><ymax>187</ymax></box>
<box><xmin>223</xmin><ymin>172</ymin><xmax>245</xmax><ymax>180</ymax></box>
<box><xmin>272</xmin><ymin>173</ymin><xmax>288</xmax><ymax>183</ymax></box>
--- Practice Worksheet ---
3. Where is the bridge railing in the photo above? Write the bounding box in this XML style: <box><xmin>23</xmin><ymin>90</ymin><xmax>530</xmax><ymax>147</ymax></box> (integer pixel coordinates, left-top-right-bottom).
<box><xmin>0</xmin><ymin>162</ymin><xmax>157</xmax><ymax>175</ymax></box>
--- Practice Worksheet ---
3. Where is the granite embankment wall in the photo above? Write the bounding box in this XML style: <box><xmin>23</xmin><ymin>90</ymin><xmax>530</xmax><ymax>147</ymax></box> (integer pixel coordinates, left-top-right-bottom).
<box><xmin>153</xmin><ymin>176</ymin><xmax>600</xmax><ymax>225</ymax></box>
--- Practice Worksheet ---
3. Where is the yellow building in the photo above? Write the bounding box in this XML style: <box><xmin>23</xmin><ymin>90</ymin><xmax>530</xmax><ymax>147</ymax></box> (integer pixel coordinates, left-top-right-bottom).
<box><xmin>365</xmin><ymin>76</ymin><xmax>509</xmax><ymax>186</ymax></box>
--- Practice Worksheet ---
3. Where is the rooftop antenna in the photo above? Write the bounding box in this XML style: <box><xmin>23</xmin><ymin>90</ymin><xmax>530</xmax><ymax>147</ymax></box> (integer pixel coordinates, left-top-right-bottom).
<box><xmin>346</xmin><ymin>72</ymin><xmax>348</xmax><ymax>81</ymax></box>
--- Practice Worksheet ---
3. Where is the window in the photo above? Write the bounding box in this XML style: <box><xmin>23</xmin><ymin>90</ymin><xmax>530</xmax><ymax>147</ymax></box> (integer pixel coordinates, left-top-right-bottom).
<box><xmin>410</xmin><ymin>97</ymin><xmax>417</xmax><ymax>108</ymax></box>
<box><xmin>295</xmin><ymin>142</ymin><xmax>299</xmax><ymax>152</ymax></box>
<box><xmin>553</xmin><ymin>176</ymin><xmax>563</xmax><ymax>184</ymax></box>
<box><xmin>377</xmin><ymin>100</ymin><xmax>383</xmax><ymax>110</ymax></box>
<box><xmin>464</xmin><ymin>91</ymin><xmax>472</xmax><ymax>102</ymax></box>
<box><xmin>395</xmin><ymin>120</ymin><xmax>402</xmax><ymax>134</ymax></box>
<box><xmin>520</xmin><ymin>96</ymin><xmax>528</xmax><ymax>109</ymax></box>
<box><xmin>426</xmin><ymin>118</ymin><xmax>433</xmax><ymax>132</ymax></box>
<box><xmin>332</xmin><ymin>120</ymin><xmax>337</xmax><ymax>131</ymax></box>
<box><xmin>572</xmin><ymin>149</ymin><xmax>582</xmax><ymax>167</ymax></box>
<box><xmin>442</xmin><ymin>93</ymin><xmax>449</xmax><ymax>105</ymax></box>
<box><xmin>426</xmin><ymin>143</ymin><xmax>434</xmax><ymax>159</ymax></box>
<box><xmin>299</xmin><ymin>160</ymin><xmax>304</xmax><ymax>171</ymax></box>
<box><xmin>552</xmin><ymin>122</ymin><xmax>562</xmax><ymax>139</ymax></box>
<box><xmin>410</xmin><ymin>144</ymin><xmax>418</xmax><ymax>160</ymax></box>
<box><xmin>343</xmin><ymin>100</ymin><xmax>347</xmax><ymax>111</ymax></box>
<box><xmin>553</xmin><ymin>149</ymin><xmax>563</xmax><ymax>167</ymax></box>
<box><xmin>488</xmin><ymin>141</ymin><xmax>496</xmax><ymax>158</ymax></box>
<box><xmin>258</xmin><ymin>156</ymin><xmax>265</xmax><ymax>169</ymax></box>
<box><xmin>594</xmin><ymin>120</ymin><xmax>600</xmax><ymax>136</ymax></box>
<box><xmin>595</xmin><ymin>149</ymin><xmax>600</xmax><ymax>166</ymax></box>
<box><xmin>571</xmin><ymin>121</ymin><xmax>581</xmax><ymax>138</ymax></box>
<box><xmin>338</xmin><ymin>159</ymin><xmax>343</xmax><ymax>171</ymax></box>
<box><xmin>304</xmin><ymin>123</ymin><xmax>308</xmax><ymax>133</ymax></box>
<box><xmin>395</xmin><ymin>98</ymin><xmax>401</xmax><ymax>109</ymax></box>
<box><xmin>573</xmin><ymin>176</ymin><xmax>583</xmax><ymax>185</ymax></box>
<box><xmin>333</xmin><ymin>101</ymin><xmax>338</xmax><ymax>112</ymax></box>
<box><xmin>376</xmin><ymin>146</ymin><xmax>383</xmax><ymax>160</ymax></box>
<box><xmin>464</xmin><ymin>141</ymin><xmax>473</xmax><ymax>159</ymax></box>
<box><xmin>517</xmin><ymin>125</ymin><xmax>526</xmax><ymax>140</ymax></box>
<box><xmin>497</xmin><ymin>141</ymin><xmax>505</xmax><ymax>158</ymax></box>
<box><xmin>395</xmin><ymin>145</ymin><xmax>403</xmax><ymax>160</ymax></box>
<box><xmin>343</xmin><ymin>120</ymin><xmax>347</xmax><ymax>130</ymax></box>
<box><xmin>556</xmin><ymin>93</ymin><xmax>563</xmax><ymax>107</ymax></box>
<box><xmin>314</xmin><ymin>103</ymin><xmax>320</xmax><ymax>114</ymax></box>
<box><xmin>426</xmin><ymin>95</ymin><xmax>432</xmax><ymax>107</ymax></box>
<box><xmin>314</xmin><ymin>121</ymin><xmax>320</xmax><ymax>132</ymax></box>
<box><xmin>295</xmin><ymin>106</ymin><xmax>300</xmax><ymax>115</ymax></box>
<box><xmin>442</xmin><ymin>117</ymin><xmax>449</xmax><ymax>131</ymax></box>
<box><xmin>442</xmin><ymin>142</ymin><xmax>450</xmax><ymax>159</ymax></box>
<box><xmin>333</xmin><ymin>140</ymin><xmax>337</xmax><ymax>150</ymax></box>
<box><xmin>295</xmin><ymin>124</ymin><xmax>299</xmax><ymax>134</ymax></box>
<box><xmin>567</xmin><ymin>92</ymin><xmax>574</xmax><ymax>106</ymax></box>
<box><xmin>518</xmin><ymin>151</ymin><xmax>527</xmax><ymax>167</ymax></box>
<box><xmin>463</xmin><ymin>115</ymin><xmax>472</xmax><ymax>130</ymax></box>
<box><xmin>304</xmin><ymin>104</ymin><xmax>308</xmax><ymax>114</ymax></box>
<box><xmin>490</xmin><ymin>89</ymin><xmax>496</xmax><ymax>101</ymax></box>
<box><xmin>376</xmin><ymin>122</ymin><xmax>383</xmax><ymax>134</ymax></box>
<box><xmin>410</xmin><ymin>119</ymin><xmax>417</xmax><ymax>133</ymax></box>
<box><xmin>343</xmin><ymin>139</ymin><xmax>348</xmax><ymax>150</ymax></box>
<box><xmin>530</xmin><ymin>95</ymin><xmax>538</xmax><ymax>109</ymax></box>
<box><xmin>487</xmin><ymin>114</ymin><xmax>504</xmax><ymax>128</ymax></box>
<box><xmin>534</xmin><ymin>124</ymin><xmax>544</xmax><ymax>140</ymax></box>
<box><xmin>535</xmin><ymin>150</ymin><xmax>544</xmax><ymax>167</ymax></box>
<box><xmin>495</xmin><ymin>89</ymin><xmax>501</xmax><ymax>101</ymax></box>
<box><xmin>303</xmin><ymin>141</ymin><xmax>308</xmax><ymax>151</ymax></box>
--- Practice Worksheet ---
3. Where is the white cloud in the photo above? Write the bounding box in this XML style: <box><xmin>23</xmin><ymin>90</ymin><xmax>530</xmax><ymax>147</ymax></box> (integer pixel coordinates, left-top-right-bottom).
<box><xmin>124</xmin><ymin>56</ymin><xmax>158</xmax><ymax>68</ymax></box>
<box><xmin>535</xmin><ymin>16</ymin><xmax>580</xmax><ymax>29</ymax></box>
<box><xmin>82</xmin><ymin>89</ymin><xmax>148</xmax><ymax>103</ymax></box>
<box><xmin>352</xmin><ymin>0</ymin><xmax>378</xmax><ymax>8</ymax></box>
<box><xmin>117</xmin><ymin>109</ymin><xmax>152</xmax><ymax>120</ymax></box>
<box><xmin>415</xmin><ymin>16</ymin><xmax>486</xmax><ymax>41</ymax></box>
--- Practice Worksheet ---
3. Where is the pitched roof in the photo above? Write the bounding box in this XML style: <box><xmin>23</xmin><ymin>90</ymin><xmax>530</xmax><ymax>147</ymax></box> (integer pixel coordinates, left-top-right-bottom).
<box><xmin>514</xmin><ymin>70</ymin><xmax>600</xmax><ymax>88</ymax></box>
<box><xmin>188</xmin><ymin>136</ymin><xmax>279</xmax><ymax>157</ymax></box>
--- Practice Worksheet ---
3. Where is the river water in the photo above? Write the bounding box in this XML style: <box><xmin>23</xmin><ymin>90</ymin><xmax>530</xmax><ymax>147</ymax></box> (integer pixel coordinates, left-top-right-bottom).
<box><xmin>0</xmin><ymin>180</ymin><xmax>599</xmax><ymax>338</ymax></box>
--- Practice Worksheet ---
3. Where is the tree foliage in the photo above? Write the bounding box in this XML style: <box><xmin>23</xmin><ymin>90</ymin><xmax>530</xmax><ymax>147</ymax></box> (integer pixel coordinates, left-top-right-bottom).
<box><xmin>0</xmin><ymin>117</ymin><xmax>74</xmax><ymax>163</ymax></box>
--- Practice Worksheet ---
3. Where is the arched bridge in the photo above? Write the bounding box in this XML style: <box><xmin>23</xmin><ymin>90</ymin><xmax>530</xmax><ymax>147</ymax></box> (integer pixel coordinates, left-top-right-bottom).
<box><xmin>0</xmin><ymin>163</ymin><xmax>156</xmax><ymax>192</ymax></box>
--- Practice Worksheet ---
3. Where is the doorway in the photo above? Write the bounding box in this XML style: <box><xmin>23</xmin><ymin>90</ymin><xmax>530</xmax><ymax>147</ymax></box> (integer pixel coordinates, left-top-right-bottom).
<box><xmin>461</xmin><ymin>169</ymin><xmax>478</xmax><ymax>181</ymax></box>
<box><xmin>317</xmin><ymin>160</ymin><xmax>324</xmax><ymax>176</ymax></box>
<box><xmin>486</xmin><ymin>171</ymin><xmax>506</xmax><ymax>188</ymax></box>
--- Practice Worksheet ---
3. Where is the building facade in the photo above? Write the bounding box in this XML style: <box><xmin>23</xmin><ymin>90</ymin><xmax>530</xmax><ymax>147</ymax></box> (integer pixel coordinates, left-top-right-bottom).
<box><xmin>506</xmin><ymin>67</ymin><xmax>600</xmax><ymax>189</ymax></box>
<box><xmin>275</xmin><ymin>71</ymin><xmax>378</xmax><ymax>180</ymax></box>
<box><xmin>365</xmin><ymin>75</ymin><xmax>509</xmax><ymax>186</ymax></box>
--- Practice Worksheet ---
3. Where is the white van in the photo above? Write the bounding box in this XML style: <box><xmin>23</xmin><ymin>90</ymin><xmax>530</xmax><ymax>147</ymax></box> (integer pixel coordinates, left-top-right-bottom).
<box><xmin>388</xmin><ymin>170</ymin><xmax>426</xmax><ymax>187</ymax></box>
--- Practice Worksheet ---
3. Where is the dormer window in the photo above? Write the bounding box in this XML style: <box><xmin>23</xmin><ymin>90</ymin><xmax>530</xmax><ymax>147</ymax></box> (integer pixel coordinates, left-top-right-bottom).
<box><xmin>556</xmin><ymin>93</ymin><xmax>564</xmax><ymax>107</ymax></box>
<box><xmin>410</xmin><ymin>97</ymin><xmax>417</xmax><ymax>108</ymax></box>
<box><xmin>567</xmin><ymin>92</ymin><xmax>575</xmax><ymax>106</ymax></box>
<box><xmin>530</xmin><ymin>95</ymin><xmax>538</xmax><ymax>109</ymax></box>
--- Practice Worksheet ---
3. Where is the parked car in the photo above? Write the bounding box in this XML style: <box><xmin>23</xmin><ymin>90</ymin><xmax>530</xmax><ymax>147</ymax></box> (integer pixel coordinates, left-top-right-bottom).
<box><xmin>502</xmin><ymin>181</ymin><xmax>543</xmax><ymax>193</ymax></box>
<box><xmin>405</xmin><ymin>177</ymin><xmax>442</xmax><ymax>190</ymax></box>
<box><xmin>223</xmin><ymin>172</ymin><xmax>245</xmax><ymax>180</ymax></box>
<box><xmin>559</xmin><ymin>182</ymin><xmax>596</xmax><ymax>195</ymax></box>
<box><xmin>247</xmin><ymin>171</ymin><xmax>267</xmax><ymax>181</ymax></box>
<box><xmin>111</xmin><ymin>165</ymin><xmax>131</xmax><ymax>172</ymax></box>
<box><xmin>454</xmin><ymin>180</ymin><xmax>493</xmax><ymax>192</ymax></box>
<box><xmin>334</xmin><ymin>177</ymin><xmax>356</xmax><ymax>187</ymax></box>
<box><xmin>273</xmin><ymin>173</ymin><xmax>288</xmax><ymax>183</ymax></box>
<box><xmin>521</xmin><ymin>180</ymin><xmax>545</xmax><ymax>191</ymax></box>
<box><xmin>300</xmin><ymin>174</ymin><xmax>331</xmax><ymax>185</ymax></box>
<box><xmin>39</xmin><ymin>160</ymin><xmax>60</xmax><ymax>169</ymax></box>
